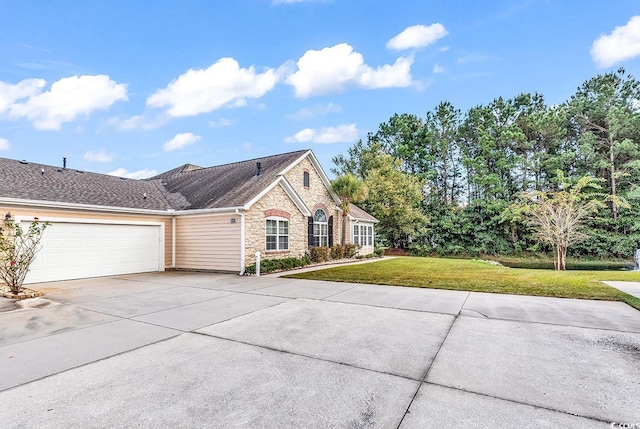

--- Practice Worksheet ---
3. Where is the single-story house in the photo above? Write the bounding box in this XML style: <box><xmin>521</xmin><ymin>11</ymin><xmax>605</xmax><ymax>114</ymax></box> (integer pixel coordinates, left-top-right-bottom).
<box><xmin>0</xmin><ymin>150</ymin><xmax>377</xmax><ymax>284</ymax></box>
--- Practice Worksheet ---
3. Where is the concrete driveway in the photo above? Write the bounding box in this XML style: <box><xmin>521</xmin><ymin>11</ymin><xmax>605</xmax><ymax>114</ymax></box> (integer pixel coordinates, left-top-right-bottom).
<box><xmin>1</xmin><ymin>272</ymin><xmax>639</xmax><ymax>428</ymax></box>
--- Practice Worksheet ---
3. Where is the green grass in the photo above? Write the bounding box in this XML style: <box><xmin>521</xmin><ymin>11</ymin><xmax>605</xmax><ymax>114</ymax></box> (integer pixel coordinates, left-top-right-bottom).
<box><xmin>284</xmin><ymin>256</ymin><xmax>640</xmax><ymax>311</ymax></box>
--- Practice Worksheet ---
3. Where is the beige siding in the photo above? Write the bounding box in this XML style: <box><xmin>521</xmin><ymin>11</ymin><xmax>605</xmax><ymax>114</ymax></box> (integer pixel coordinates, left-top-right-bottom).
<box><xmin>175</xmin><ymin>214</ymin><xmax>241</xmax><ymax>272</ymax></box>
<box><xmin>0</xmin><ymin>205</ymin><xmax>173</xmax><ymax>269</ymax></box>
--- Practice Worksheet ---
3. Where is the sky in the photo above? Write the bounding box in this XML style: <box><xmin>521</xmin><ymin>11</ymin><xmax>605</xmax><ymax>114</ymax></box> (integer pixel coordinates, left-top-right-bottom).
<box><xmin>1</xmin><ymin>0</ymin><xmax>640</xmax><ymax>179</ymax></box>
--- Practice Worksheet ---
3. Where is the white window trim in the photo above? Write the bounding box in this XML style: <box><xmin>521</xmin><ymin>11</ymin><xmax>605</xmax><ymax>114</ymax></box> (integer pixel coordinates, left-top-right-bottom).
<box><xmin>313</xmin><ymin>209</ymin><xmax>328</xmax><ymax>247</ymax></box>
<box><xmin>265</xmin><ymin>216</ymin><xmax>289</xmax><ymax>251</ymax></box>
<box><xmin>351</xmin><ymin>222</ymin><xmax>374</xmax><ymax>247</ymax></box>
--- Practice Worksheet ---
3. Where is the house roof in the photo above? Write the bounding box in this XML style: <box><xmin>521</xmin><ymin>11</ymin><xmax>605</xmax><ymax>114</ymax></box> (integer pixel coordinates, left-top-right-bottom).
<box><xmin>0</xmin><ymin>157</ymin><xmax>187</xmax><ymax>211</ymax></box>
<box><xmin>0</xmin><ymin>150</ymin><xmax>377</xmax><ymax>223</ymax></box>
<box><xmin>150</xmin><ymin>150</ymin><xmax>309</xmax><ymax>209</ymax></box>
<box><xmin>348</xmin><ymin>203</ymin><xmax>379</xmax><ymax>223</ymax></box>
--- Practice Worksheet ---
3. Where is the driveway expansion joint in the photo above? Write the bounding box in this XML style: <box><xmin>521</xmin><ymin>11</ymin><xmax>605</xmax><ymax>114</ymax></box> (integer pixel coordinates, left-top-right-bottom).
<box><xmin>190</xmin><ymin>331</ymin><xmax>423</xmax><ymax>383</ymax></box>
<box><xmin>421</xmin><ymin>381</ymin><xmax>615</xmax><ymax>425</ymax></box>
<box><xmin>395</xmin><ymin>292</ymin><xmax>470</xmax><ymax>429</ymax></box>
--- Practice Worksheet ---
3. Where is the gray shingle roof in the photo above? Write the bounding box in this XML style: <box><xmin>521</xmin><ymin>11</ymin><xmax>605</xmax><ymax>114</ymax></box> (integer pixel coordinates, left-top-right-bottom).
<box><xmin>151</xmin><ymin>150</ymin><xmax>308</xmax><ymax>209</ymax></box>
<box><xmin>348</xmin><ymin>203</ymin><xmax>379</xmax><ymax>222</ymax></box>
<box><xmin>0</xmin><ymin>158</ymin><xmax>185</xmax><ymax>210</ymax></box>
<box><xmin>0</xmin><ymin>150</ymin><xmax>309</xmax><ymax>211</ymax></box>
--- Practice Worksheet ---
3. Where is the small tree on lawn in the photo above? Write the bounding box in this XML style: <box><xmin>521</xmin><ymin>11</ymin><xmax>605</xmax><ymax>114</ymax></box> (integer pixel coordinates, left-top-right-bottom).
<box><xmin>331</xmin><ymin>173</ymin><xmax>367</xmax><ymax>245</ymax></box>
<box><xmin>0</xmin><ymin>214</ymin><xmax>49</xmax><ymax>294</ymax></box>
<box><xmin>508</xmin><ymin>175</ymin><xmax>609</xmax><ymax>270</ymax></box>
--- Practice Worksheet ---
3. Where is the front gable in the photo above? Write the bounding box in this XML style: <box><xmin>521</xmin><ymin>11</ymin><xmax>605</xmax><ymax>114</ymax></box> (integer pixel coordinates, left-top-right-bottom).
<box><xmin>281</xmin><ymin>152</ymin><xmax>341</xmax><ymax>217</ymax></box>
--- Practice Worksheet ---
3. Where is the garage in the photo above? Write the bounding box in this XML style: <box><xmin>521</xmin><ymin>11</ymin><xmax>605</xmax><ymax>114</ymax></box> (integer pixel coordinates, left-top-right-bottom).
<box><xmin>23</xmin><ymin>219</ymin><xmax>164</xmax><ymax>284</ymax></box>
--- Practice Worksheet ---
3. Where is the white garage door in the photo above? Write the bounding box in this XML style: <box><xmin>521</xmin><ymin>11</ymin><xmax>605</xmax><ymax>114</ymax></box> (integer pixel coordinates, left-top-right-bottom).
<box><xmin>24</xmin><ymin>221</ymin><xmax>162</xmax><ymax>284</ymax></box>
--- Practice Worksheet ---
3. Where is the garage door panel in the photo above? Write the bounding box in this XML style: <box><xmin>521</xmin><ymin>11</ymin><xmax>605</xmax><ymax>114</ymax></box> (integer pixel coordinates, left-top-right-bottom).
<box><xmin>24</xmin><ymin>222</ymin><xmax>161</xmax><ymax>284</ymax></box>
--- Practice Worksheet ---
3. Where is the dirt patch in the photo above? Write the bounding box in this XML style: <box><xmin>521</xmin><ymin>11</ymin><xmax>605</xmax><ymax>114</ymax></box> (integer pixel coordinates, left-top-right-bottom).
<box><xmin>0</xmin><ymin>285</ymin><xmax>45</xmax><ymax>300</ymax></box>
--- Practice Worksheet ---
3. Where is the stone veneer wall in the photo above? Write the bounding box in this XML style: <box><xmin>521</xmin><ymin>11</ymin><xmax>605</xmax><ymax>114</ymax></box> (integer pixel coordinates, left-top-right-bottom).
<box><xmin>283</xmin><ymin>156</ymin><xmax>342</xmax><ymax>244</ymax></box>
<box><xmin>244</xmin><ymin>184</ymin><xmax>307</xmax><ymax>265</ymax></box>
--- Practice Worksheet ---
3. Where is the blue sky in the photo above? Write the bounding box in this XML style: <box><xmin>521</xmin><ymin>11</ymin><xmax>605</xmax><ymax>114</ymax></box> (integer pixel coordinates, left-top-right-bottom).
<box><xmin>1</xmin><ymin>0</ymin><xmax>640</xmax><ymax>178</ymax></box>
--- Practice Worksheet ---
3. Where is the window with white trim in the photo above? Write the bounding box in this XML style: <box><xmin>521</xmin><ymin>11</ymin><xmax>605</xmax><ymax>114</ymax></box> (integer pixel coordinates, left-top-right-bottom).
<box><xmin>353</xmin><ymin>224</ymin><xmax>360</xmax><ymax>245</ymax></box>
<box><xmin>367</xmin><ymin>226</ymin><xmax>373</xmax><ymax>246</ymax></box>
<box><xmin>313</xmin><ymin>209</ymin><xmax>328</xmax><ymax>247</ymax></box>
<box><xmin>266</xmin><ymin>218</ymin><xmax>289</xmax><ymax>251</ymax></box>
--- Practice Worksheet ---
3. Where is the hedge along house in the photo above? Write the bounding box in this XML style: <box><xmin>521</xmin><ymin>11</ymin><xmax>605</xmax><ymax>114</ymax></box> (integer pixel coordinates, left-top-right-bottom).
<box><xmin>0</xmin><ymin>150</ymin><xmax>377</xmax><ymax>284</ymax></box>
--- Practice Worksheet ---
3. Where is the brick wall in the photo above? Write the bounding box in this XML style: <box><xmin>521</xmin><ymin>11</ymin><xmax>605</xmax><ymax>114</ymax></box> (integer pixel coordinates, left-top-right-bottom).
<box><xmin>244</xmin><ymin>155</ymin><xmax>345</xmax><ymax>266</ymax></box>
<box><xmin>244</xmin><ymin>184</ymin><xmax>306</xmax><ymax>265</ymax></box>
<box><xmin>283</xmin><ymin>156</ymin><xmax>343</xmax><ymax>244</ymax></box>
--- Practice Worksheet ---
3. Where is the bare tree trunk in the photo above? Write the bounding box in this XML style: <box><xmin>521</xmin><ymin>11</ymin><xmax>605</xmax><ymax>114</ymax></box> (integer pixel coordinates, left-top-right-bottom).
<box><xmin>341</xmin><ymin>214</ymin><xmax>347</xmax><ymax>245</ymax></box>
<box><xmin>609</xmin><ymin>136</ymin><xmax>618</xmax><ymax>221</ymax></box>
<box><xmin>555</xmin><ymin>245</ymin><xmax>567</xmax><ymax>271</ymax></box>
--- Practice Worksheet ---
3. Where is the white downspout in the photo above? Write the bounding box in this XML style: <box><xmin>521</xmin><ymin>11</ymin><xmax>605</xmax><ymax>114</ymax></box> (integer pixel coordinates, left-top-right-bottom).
<box><xmin>237</xmin><ymin>209</ymin><xmax>245</xmax><ymax>275</ymax></box>
<box><xmin>171</xmin><ymin>216</ymin><xmax>176</xmax><ymax>269</ymax></box>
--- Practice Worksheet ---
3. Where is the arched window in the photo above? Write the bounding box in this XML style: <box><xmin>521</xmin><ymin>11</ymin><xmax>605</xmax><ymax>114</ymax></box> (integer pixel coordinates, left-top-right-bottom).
<box><xmin>303</xmin><ymin>171</ymin><xmax>310</xmax><ymax>188</ymax></box>
<box><xmin>313</xmin><ymin>209</ymin><xmax>328</xmax><ymax>247</ymax></box>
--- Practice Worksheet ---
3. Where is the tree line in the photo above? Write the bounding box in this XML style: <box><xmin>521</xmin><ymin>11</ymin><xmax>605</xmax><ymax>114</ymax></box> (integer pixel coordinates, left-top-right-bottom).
<box><xmin>332</xmin><ymin>68</ymin><xmax>640</xmax><ymax>259</ymax></box>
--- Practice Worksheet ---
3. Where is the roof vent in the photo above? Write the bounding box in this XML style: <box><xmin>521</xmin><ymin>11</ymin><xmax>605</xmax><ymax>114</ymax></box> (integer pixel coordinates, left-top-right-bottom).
<box><xmin>19</xmin><ymin>160</ymin><xmax>28</xmax><ymax>164</ymax></box>
<box><xmin>41</xmin><ymin>168</ymin><xmax>45</xmax><ymax>175</ymax></box>
<box><xmin>63</xmin><ymin>157</ymin><xmax>67</xmax><ymax>169</ymax></box>
<box><xmin>143</xmin><ymin>193</ymin><xmax>147</xmax><ymax>200</ymax></box>
<box><xmin>256</xmin><ymin>161</ymin><xmax>262</xmax><ymax>176</ymax></box>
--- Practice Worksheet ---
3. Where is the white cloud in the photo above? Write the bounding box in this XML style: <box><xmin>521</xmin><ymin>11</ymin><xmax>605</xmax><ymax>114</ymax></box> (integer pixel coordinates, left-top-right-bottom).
<box><xmin>208</xmin><ymin>118</ymin><xmax>235</xmax><ymax>128</ymax></box>
<box><xmin>83</xmin><ymin>149</ymin><xmax>114</xmax><ymax>163</ymax></box>
<box><xmin>163</xmin><ymin>132</ymin><xmax>201</xmax><ymax>152</ymax></box>
<box><xmin>108</xmin><ymin>113</ymin><xmax>168</xmax><ymax>131</ymax></box>
<box><xmin>433</xmin><ymin>64</ymin><xmax>445</xmax><ymax>74</ymax></box>
<box><xmin>0</xmin><ymin>78</ymin><xmax>45</xmax><ymax>113</ymax></box>
<box><xmin>0</xmin><ymin>137</ymin><xmax>10</xmax><ymax>151</ymax></box>
<box><xmin>359</xmin><ymin>56</ymin><xmax>414</xmax><ymax>89</ymax></box>
<box><xmin>287</xmin><ymin>102</ymin><xmax>342</xmax><ymax>120</ymax></box>
<box><xmin>107</xmin><ymin>168</ymin><xmax>158</xmax><ymax>179</ymax></box>
<box><xmin>457</xmin><ymin>54</ymin><xmax>490</xmax><ymax>64</ymax></box>
<box><xmin>439</xmin><ymin>46</ymin><xmax>450</xmax><ymax>52</ymax></box>
<box><xmin>147</xmin><ymin>58</ymin><xmax>278</xmax><ymax>117</ymax></box>
<box><xmin>591</xmin><ymin>16</ymin><xmax>640</xmax><ymax>68</ymax></box>
<box><xmin>286</xmin><ymin>43</ymin><xmax>413</xmax><ymax>97</ymax></box>
<box><xmin>285</xmin><ymin>123</ymin><xmax>359</xmax><ymax>144</ymax></box>
<box><xmin>386</xmin><ymin>24</ymin><xmax>448</xmax><ymax>51</ymax></box>
<box><xmin>7</xmin><ymin>75</ymin><xmax>127</xmax><ymax>130</ymax></box>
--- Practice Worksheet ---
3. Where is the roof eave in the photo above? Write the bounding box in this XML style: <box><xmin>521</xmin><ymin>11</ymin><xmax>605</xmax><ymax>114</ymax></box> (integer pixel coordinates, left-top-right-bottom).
<box><xmin>0</xmin><ymin>197</ymin><xmax>176</xmax><ymax>216</ymax></box>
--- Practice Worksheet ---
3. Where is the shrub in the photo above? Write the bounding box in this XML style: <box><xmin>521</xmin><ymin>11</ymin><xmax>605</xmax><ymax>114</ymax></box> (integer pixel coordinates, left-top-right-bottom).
<box><xmin>330</xmin><ymin>245</ymin><xmax>344</xmax><ymax>260</ymax></box>
<box><xmin>310</xmin><ymin>246</ymin><xmax>330</xmax><ymax>263</ymax></box>
<box><xmin>374</xmin><ymin>246</ymin><xmax>384</xmax><ymax>257</ymax></box>
<box><xmin>344</xmin><ymin>244</ymin><xmax>359</xmax><ymax>258</ymax></box>
<box><xmin>0</xmin><ymin>216</ymin><xmax>50</xmax><ymax>294</ymax></box>
<box><xmin>243</xmin><ymin>255</ymin><xmax>311</xmax><ymax>275</ymax></box>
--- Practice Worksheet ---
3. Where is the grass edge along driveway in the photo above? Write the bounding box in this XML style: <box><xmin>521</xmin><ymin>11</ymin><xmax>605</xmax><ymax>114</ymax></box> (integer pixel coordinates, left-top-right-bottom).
<box><xmin>284</xmin><ymin>257</ymin><xmax>640</xmax><ymax>311</ymax></box>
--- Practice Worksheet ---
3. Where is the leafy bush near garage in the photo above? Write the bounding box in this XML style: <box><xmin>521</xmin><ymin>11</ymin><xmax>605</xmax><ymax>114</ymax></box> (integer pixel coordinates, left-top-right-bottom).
<box><xmin>310</xmin><ymin>246</ymin><xmax>330</xmax><ymax>263</ymax></box>
<box><xmin>0</xmin><ymin>215</ymin><xmax>50</xmax><ymax>294</ymax></box>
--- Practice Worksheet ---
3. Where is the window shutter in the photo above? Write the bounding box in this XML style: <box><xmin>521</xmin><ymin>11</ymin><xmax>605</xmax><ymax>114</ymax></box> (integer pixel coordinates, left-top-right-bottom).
<box><xmin>328</xmin><ymin>216</ymin><xmax>334</xmax><ymax>247</ymax></box>
<box><xmin>308</xmin><ymin>216</ymin><xmax>314</xmax><ymax>246</ymax></box>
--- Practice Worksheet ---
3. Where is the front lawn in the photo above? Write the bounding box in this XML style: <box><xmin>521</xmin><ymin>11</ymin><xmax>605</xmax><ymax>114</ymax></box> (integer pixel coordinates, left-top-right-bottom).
<box><xmin>284</xmin><ymin>256</ymin><xmax>640</xmax><ymax>310</ymax></box>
